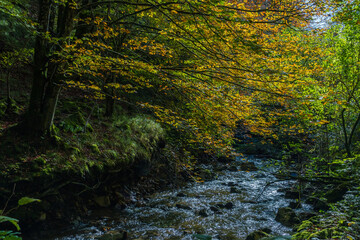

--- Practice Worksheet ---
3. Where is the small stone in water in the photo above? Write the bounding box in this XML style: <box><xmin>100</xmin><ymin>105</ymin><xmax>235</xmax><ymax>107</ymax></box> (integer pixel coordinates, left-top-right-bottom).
<box><xmin>227</xmin><ymin>181</ymin><xmax>236</xmax><ymax>186</ymax></box>
<box><xmin>289</xmin><ymin>201</ymin><xmax>302</xmax><ymax>209</ymax></box>
<box><xmin>240</xmin><ymin>162</ymin><xmax>258</xmax><ymax>171</ymax></box>
<box><xmin>197</xmin><ymin>208</ymin><xmax>209</xmax><ymax>217</ymax></box>
<box><xmin>225</xmin><ymin>202</ymin><xmax>234</xmax><ymax>209</ymax></box>
<box><xmin>210</xmin><ymin>206</ymin><xmax>220</xmax><ymax>212</ymax></box>
<box><xmin>176</xmin><ymin>192</ymin><xmax>186</xmax><ymax>197</ymax></box>
<box><xmin>230</xmin><ymin>187</ymin><xmax>241</xmax><ymax>193</ymax></box>
<box><xmin>228</xmin><ymin>166</ymin><xmax>238</xmax><ymax>172</ymax></box>
<box><xmin>176</xmin><ymin>203</ymin><xmax>192</xmax><ymax>210</ymax></box>
<box><xmin>284</xmin><ymin>190</ymin><xmax>301</xmax><ymax>199</ymax></box>
<box><xmin>193</xmin><ymin>234</ymin><xmax>212</xmax><ymax>240</ymax></box>
<box><xmin>216</xmin><ymin>203</ymin><xmax>225</xmax><ymax>208</ymax></box>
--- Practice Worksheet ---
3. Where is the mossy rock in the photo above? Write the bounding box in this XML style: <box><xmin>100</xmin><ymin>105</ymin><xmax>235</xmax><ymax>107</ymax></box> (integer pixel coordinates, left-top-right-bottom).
<box><xmin>59</xmin><ymin>112</ymin><xmax>93</xmax><ymax>133</ymax></box>
<box><xmin>313</xmin><ymin>198</ymin><xmax>329</xmax><ymax>211</ymax></box>
<box><xmin>324</xmin><ymin>183</ymin><xmax>350</xmax><ymax>203</ymax></box>
<box><xmin>245</xmin><ymin>230</ymin><xmax>269</xmax><ymax>240</ymax></box>
<box><xmin>95</xmin><ymin>231</ymin><xmax>126</xmax><ymax>240</ymax></box>
<box><xmin>275</xmin><ymin>207</ymin><xmax>300</xmax><ymax>227</ymax></box>
<box><xmin>193</xmin><ymin>234</ymin><xmax>212</xmax><ymax>240</ymax></box>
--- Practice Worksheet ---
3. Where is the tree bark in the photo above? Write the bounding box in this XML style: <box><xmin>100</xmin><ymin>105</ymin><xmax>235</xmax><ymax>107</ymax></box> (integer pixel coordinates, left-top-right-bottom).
<box><xmin>105</xmin><ymin>93</ymin><xmax>115</xmax><ymax>117</ymax></box>
<box><xmin>341</xmin><ymin>108</ymin><xmax>352</xmax><ymax>157</ymax></box>
<box><xmin>5</xmin><ymin>70</ymin><xmax>12</xmax><ymax>114</ymax></box>
<box><xmin>26</xmin><ymin>0</ymin><xmax>76</xmax><ymax>136</ymax></box>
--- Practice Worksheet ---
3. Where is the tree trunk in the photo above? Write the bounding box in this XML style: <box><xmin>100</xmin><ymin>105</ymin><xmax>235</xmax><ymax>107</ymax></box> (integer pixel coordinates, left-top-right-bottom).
<box><xmin>105</xmin><ymin>94</ymin><xmax>115</xmax><ymax>117</ymax></box>
<box><xmin>26</xmin><ymin>0</ymin><xmax>76</xmax><ymax>136</ymax></box>
<box><xmin>26</xmin><ymin>0</ymin><xmax>52</xmax><ymax>134</ymax></box>
<box><xmin>5</xmin><ymin>70</ymin><xmax>12</xmax><ymax>114</ymax></box>
<box><xmin>341</xmin><ymin>109</ymin><xmax>352</xmax><ymax>157</ymax></box>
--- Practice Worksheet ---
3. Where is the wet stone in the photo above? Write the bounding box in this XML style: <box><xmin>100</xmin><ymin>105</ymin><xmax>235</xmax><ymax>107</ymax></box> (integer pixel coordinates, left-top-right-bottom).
<box><xmin>93</xmin><ymin>195</ymin><xmax>111</xmax><ymax>208</ymax></box>
<box><xmin>241</xmin><ymin>199</ymin><xmax>257</xmax><ymax>204</ymax></box>
<box><xmin>175</xmin><ymin>203</ymin><xmax>192</xmax><ymax>210</ymax></box>
<box><xmin>210</xmin><ymin>206</ymin><xmax>220</xmax><ymax>212</ymax></box>
<box><xmin>289</xmin><ymin>201</ymin><xmax>302</xmax><ymax>209</ymax></box>
<box><xmin>230</xmin><ymin>187</ymin><xmax>241</xmax><ymax>194</ymax></box>
<box><xmin>224</xmin><ymin>202</ymin><xmax>234</xmax><ymax>209</ymax></box>
<box><xmin>240</xmin><ymin>162</ymin><xmax>258</xmax><ymax>171</ymax></box>
<box><xmin>245</xmin><ymin>230</ymin><xmax>268</xmax><ymax>240</ymax></box>
<box><xmin>216</xmin><ymin>203</ymin><xmax>225</xmax><ymax>208</ymax></box>
<box><xmin>227</xmin><ymin>181</ymin><xmax>237</xmax><ymax>186</ymax></box>
<box><xmin>260</xmin><ymin>228</ymin><xmax>272</xmax><ymax>234</ymax></box>
<box><xmin>95</xmin><ymin>230</ymin><xmax>127</xmax><ymax>240</ymax></box>
<box><xmin>324</xmin><ymin>183</ymin><xmax>349</xmax><ymax>203</ymax></box>
<box><xmin>299</xmin><ymin>212</ymin><xmax>317</xmax><ymax>221</ymax></box>
<box><xmin>313</xmin><ymin>198</ymin><xmax>329</xmax><ymax>211</ymax></box>
<box><xmin>284</xmin><ymin>190</ymin><xmax>300</xmax><ymax>199</ymax></box>
<box><xmin>305</xmin><ymin>196</ymin><xmax>317</xmax><ymax>204</ymax></box>
<box><xmin>197</xmin><ymin>208</ymin><xmax>209</xmax><ymax>217</ymax></box>
<box><xmin>176</xmin><ymin>192</ymin><xmax>186</xmax><ymax>197</ymax></box>
<box><xmin>228</xmin><ymin>166</ymin><xmax>238</xmax><ymax>172</ymax></box>
<box><xmin>193</xmin><ymin>234</ymin><xmax>212</xmax><ymax>240</ymax></box>
<box><xmin>277</xmin><ymin>188</ymin><xmax>290</xmax><ymax>193</ymax></box>
<box><xmin>254</xmin><ymin>173</ymin><xmax>266</xmax><ymax>178</ymax></box>
<box><xmin>275</xmin><ymin>207</ymin><xmax>300</xmax><ymax>227</ymax></box>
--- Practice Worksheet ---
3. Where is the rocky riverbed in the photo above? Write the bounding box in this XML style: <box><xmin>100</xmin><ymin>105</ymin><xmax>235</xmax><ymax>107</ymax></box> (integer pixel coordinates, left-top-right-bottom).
<box><xmin>44</xmin><ymin>156</ymin><xmax>315</xmax><ymax>240</ymax></box>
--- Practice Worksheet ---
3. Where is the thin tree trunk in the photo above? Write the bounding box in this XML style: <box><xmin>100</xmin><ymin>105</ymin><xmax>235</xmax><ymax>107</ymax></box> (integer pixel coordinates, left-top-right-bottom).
<box><xmin>105</xmin><ymin>93</ymin><xmax>115</xmax><ymax>117</ymax></box>
<box><xmin>348</xmin><ymin>111</ymin><xmax>360</xmax><ymax>151</ymax></box>
<box><xmin>5</xmin><ymin>70</ymin><xmax>12</xmax><ymax>114</ymax></box>
<box><xmin>341</xmin><ymin>109</ymin><xmax>352</xmax><ymax>157</ymax></box>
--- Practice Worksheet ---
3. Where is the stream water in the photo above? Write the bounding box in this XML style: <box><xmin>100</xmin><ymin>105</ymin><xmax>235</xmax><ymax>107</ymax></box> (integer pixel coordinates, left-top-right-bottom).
<box><xmin>49</xmin><ymin>156</ymin><xmax>311</xmax><ymax>240</ymax></box>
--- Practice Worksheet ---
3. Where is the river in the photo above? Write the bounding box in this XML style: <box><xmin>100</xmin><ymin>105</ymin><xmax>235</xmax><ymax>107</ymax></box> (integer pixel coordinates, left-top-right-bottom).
<box><xmin>47</xmin><ymin>156</ymin><xmax>311</xmax><ymax>240</ymax></box>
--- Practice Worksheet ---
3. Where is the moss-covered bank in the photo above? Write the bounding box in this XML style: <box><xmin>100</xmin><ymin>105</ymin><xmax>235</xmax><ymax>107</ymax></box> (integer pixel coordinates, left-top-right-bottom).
<box><xmin>0</xmin><ymin>104</ymin><xmax>193</xmax><ymax>238</ymax></box>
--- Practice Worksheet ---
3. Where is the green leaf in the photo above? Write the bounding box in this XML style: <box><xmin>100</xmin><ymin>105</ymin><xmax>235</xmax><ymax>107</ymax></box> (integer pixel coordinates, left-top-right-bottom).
<box><xmin>18</xmin><ymin>197</ymin><xmax>40</xmax><ymax>206</ymax></box>
<box><xmin>4</xmin><ymin>235</ymin><xmax>22</xmax><ymax>240</ymax></box>
<box><xmin>0</xmin><ymin>216</ymin><xmax>20</xmax><ymax>231</ymax></box>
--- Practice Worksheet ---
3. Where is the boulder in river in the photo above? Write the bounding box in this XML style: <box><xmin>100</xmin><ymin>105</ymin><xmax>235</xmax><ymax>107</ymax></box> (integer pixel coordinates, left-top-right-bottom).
<box><xmin>228</xmin><ymin>165</ymin><xmax>238</xmax><ymax>172</ymax></box>
<box><xmin>210</xmin><ymin>206</ymin><xmax>220</xmax><ymax>213</ymax></box>
<box><xmin>289</xmin><ymin>201</ymin><xmax>302</xmax><ymax>209</ymax></box>
<box><xmin>175</xmin><ymin>203</ymin><xmax>192</xmax><ymax>210</ymax></box>
<box><xmin>230</xmin><ymin>187</ymin><xmax>241</xmax><ymax>194</ymax></box>
<box><xmin>95</xmin><ymin>230</ymin><xmax>127</xmax><ymax>240</ymax></box>
<box><xmin>193</xmin><ymin>234</ymin><xmax>212</xmax><ymax>240</ymax></box>
<box><xmin>277</xmin><ymin>188</ymin><xmax>290</xmax><ymax>193</ymax></box>
<box><xmin>176</xmin><ymin>192</ymin><xmax>186</xmax><ymax>197</ymax></box>
<box><xmin>261</xmin><ymin>237</ymin><xmax>292</xmax><ymax>240</ymax></box>
<box><xmin>313</xmin><ymin>198</ymin><xmax>329</xmax><ymax>211</ymax></box>
<box><xmin>275</xmin><ymin>207</ymin><xmax>300</xmax><ymax>227</ymax></box>
<box><xmin>245</xmin><ymin>230</ymin><xmax>268</xmax><ymax>240</ymax></box>
<box><xmin>227</xmin><ymin>181</ymin><xmax>237</xmax><ymax>186</ymax></box>
<box><xmin>224</xmin><ymin>202</ymin><xmax>234</xmax><ymax>209</ymax></box>
<box><xmin>240</xmin><ymin>162</ymin><xmax>258</xmax><ymax>171</ymax></box>
<box><xmin>284</xmin><ymin>190</ymin><xmax>301</xmax><ymax>199</ymax></box>
<box><xmin>298</xmin><ymin>212</ymin><xmax>317</xmax><ymax>221</ymax></box>
<box><xmin>197</xmin><ymin>208</ymin><xmax>209</xmax><ymax>217</ymax></box>
<box><xmin>93</xmin><ymin>195</ymin><xmax>111</xmax><ymax>208</ymax></box>
<box><xmin>217</xmin><ymin>155</ymin><xmax>235</xmax><ymax>163</ymax></box>
<box><xmin>324</xmin><ymin>183</ymin><xmax>350</xmax><ymax>203</ymax></box>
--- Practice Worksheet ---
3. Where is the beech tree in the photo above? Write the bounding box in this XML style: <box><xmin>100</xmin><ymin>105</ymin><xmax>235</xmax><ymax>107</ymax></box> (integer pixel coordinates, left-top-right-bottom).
<box><xmin>2</xmin><ymin>0</ymin><xmax>326</xmax><ymax>154</ymax></box>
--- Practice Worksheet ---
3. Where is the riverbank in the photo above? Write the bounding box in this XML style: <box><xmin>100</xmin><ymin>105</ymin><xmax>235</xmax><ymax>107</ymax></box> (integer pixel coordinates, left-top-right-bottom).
<box><xmin>0</xmin><ymin>105</ymin><xmax>196</xmax><ymax>239</ymax></box>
